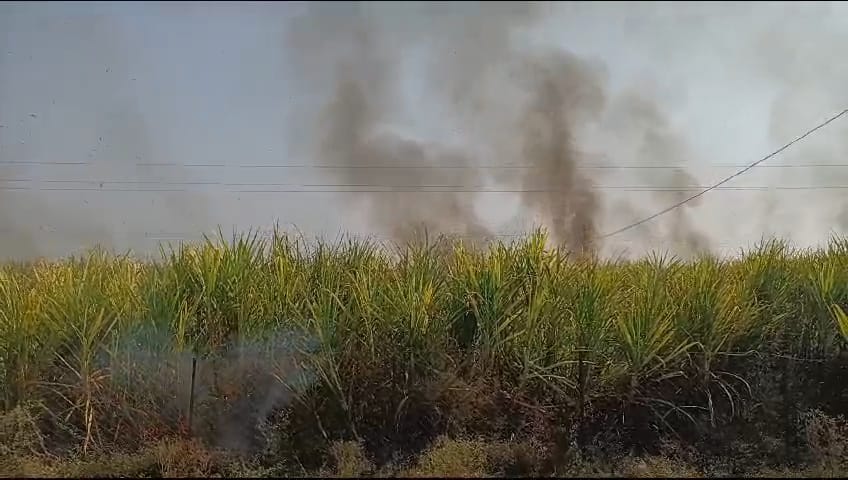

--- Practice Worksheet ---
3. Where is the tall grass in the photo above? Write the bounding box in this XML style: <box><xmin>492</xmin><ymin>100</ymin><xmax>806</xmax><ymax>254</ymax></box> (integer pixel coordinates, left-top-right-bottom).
<box><xmin>1</xmin><ymin>228</ymin><xmax>848</xmax><ymax>463</ymax></box>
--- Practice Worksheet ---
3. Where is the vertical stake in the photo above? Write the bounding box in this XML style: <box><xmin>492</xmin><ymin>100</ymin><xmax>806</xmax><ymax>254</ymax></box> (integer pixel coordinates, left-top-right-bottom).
<box><xmin>187</xmin><ymin>355</ymin><xmax>197</xmax><ymax>437</ymax></box>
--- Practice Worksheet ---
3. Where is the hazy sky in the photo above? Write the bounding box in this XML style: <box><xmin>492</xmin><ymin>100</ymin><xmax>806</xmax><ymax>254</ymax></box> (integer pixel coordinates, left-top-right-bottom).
<box><xmin>1</xmin><ymin>1</ymin><xmax>847</xmax><ymax>260</ymax></box>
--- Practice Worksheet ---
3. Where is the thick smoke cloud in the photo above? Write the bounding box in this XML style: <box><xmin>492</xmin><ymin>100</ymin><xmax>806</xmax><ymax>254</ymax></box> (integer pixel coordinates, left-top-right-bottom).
<box><xmin>287</xmin><ymin>2</ymin><xmax>715</xmax><ymax>255</ymax></box>
<box><xmin>513</xmin><ymin>50</ymin><xmax>607</xmax><ymax>253</ymax></box>
<box><xmin>285</xmin><ymin>3</ymin><xmax>496</xmax><ymax>245</ymax></box>
<box><xmin>3</xmin><ymin>2</ymin><xmax>848</xmax><ymax>259</ymax></box>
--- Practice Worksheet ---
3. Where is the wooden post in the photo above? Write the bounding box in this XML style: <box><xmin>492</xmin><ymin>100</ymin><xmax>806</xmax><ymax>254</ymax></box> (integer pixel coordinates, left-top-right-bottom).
<box><xmin>187</xmin><ymin>356</ymin><xmax>197</xmax><ymax>437</ymax></box>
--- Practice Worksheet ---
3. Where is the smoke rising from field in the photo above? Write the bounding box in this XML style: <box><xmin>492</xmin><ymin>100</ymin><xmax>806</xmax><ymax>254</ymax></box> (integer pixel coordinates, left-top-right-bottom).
<box><xmin>513</xmin><ymin>50</ymin><xmax>607</xmax><ymax>253</ymax></box>
<box><xmin>593</xmin><ymin>91</ymin><xmax>712</xmax><ymax>257</ymax></box>
<box><xmin>287</xmin><ymin>3</ymin><xmax>605</xmax><ymax>251</ymax></box>
<box><xmin>286</xmin><ymin>4</ymin><xmax>498</xmax><ymax>245</ymax></box>
<box><xmin>109</xmin><ymin>327</ymin><xmax>318</xmax><ymax>453</ymax></box>
<box><xmin>287</xmin><ymin>2</ymin><xmax>721</xmax><ymax>255</ymax></box>
<box><xmin>2</xmin><ymin>2</ymin><xmax>848</xmax><ymax>259</ymax></box>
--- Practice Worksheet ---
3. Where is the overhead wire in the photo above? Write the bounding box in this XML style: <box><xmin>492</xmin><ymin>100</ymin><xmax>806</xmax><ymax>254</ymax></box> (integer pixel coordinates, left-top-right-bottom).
<box><xmin>599</xmin><ymin>108</ymin><xmax>848</xmax><ymax>239</ymax></box>
<box><xmin>3</xmin><ymin>109</ymin><xmax>848</xmax><ymax>242</ymax></box>
<box><xmin>7</xmin><ymin>161</ymin><xmax>848</xmax><ymax>169</ymax></box>
<box><xmin>2</xmin><ymin>182</ymin><xmax>848</xmax><ymax>193</ymax></box>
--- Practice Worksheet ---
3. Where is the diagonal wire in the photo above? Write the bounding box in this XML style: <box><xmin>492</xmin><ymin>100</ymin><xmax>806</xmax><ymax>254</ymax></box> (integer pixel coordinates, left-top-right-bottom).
<box><xmin>600</xmin><ymin>108</ymin><xmax>848</xmax><ymax>239</ymax></box>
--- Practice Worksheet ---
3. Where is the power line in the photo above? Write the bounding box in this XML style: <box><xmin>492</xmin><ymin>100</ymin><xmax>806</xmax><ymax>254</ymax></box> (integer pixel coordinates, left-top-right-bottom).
<box><xmin>120</xmin><ymin>162</ymin><xmax>848</xmax><ymax>169</ymax></box>
<box><xmin>0</xmin><ymin>161</ymin><xmax>89</xmax><ymax>165</ymax></box>
<box><xmin>6</xmin><ymin>161</ymin><xmax>848</xmax><ymax>169</ymax></box>
<box><xmin>600</xmin><ymin>108</ymin><xmax>848</xmax><ymax>239</ymax></box>
<box><xmin>0</xmin><ymin>227</ymin><xmax>738</xmax><ymax>245</ymax></box>
<box><xmin>5</xmin><ymin>184</ymin><xmax>848</xmax><ymax>193</ymax></box>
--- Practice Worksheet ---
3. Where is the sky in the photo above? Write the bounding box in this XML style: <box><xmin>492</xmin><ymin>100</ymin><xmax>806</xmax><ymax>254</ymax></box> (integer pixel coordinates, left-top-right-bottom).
<box><xmin>1</xmin><ymin>1</ymin><xmax>847</xmax><ymax>260</ymax></box>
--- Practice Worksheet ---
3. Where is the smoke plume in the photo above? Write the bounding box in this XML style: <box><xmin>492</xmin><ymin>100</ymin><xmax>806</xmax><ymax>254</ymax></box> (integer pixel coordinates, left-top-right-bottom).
<box><xmin>3</xmin><ymin>2</ymin><xmax>848</xmax><ymax>259</ymax></box>
<box><xmin>293</xmin><ymin>2</ymin><xmax>604</xmax><ymax>249</ymax></box>
<box><xmin>109</xmin><ymin>326</ymin><xmax>318</xmax><ymax>454</ymax></box>
<box><xmin>287</xmin><ymin>2</ymin><xmax>719</xmax><ymax>255</ymax></box>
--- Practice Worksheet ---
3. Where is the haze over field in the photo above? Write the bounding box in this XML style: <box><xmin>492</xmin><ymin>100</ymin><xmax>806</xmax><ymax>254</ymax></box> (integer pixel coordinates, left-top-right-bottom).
<box><xmin>1</xmin><ymin>1</ymin><xmax>847</xmax><ymax>260</ymax></box>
